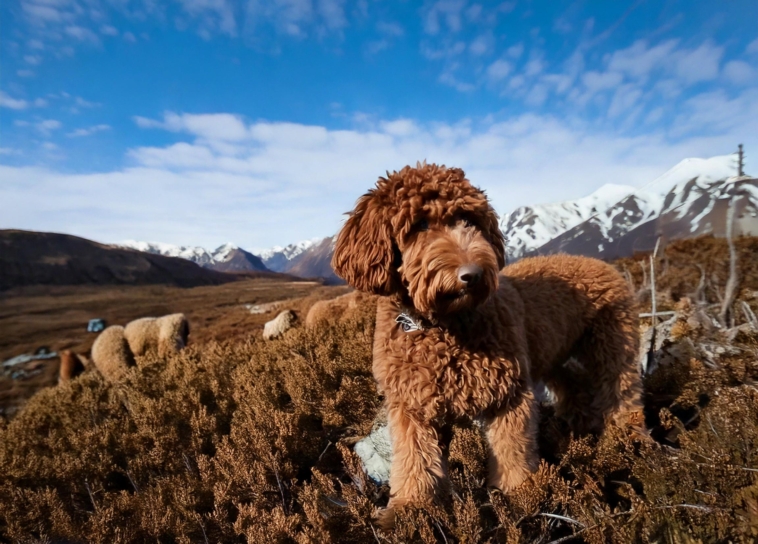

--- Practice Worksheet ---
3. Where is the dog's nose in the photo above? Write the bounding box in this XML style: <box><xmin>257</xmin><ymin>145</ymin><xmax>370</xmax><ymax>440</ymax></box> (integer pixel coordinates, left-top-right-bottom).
<box><xmin>458</xmin><ymin>264</ymin><xmax>483</xmax><ymax>286</ymax></box>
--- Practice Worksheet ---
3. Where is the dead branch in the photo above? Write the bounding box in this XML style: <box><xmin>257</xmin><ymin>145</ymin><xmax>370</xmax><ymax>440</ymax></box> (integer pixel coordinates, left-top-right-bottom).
<box><xmin>719</xmin><ymin>196</ymin><xmax>739</xmax><ymax>327</ymax></box>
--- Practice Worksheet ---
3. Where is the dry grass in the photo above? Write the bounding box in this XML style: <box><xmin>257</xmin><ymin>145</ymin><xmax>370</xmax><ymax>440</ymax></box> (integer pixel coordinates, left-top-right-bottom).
<box><xmin>1</xmin><ymin>237</ymin><xmax>757</xmax><ymax>542</ymax></box>
<box><xmin>0</xmin><ymin>278</ymin><xmax>350</xmax><ymax>418</ymax></box>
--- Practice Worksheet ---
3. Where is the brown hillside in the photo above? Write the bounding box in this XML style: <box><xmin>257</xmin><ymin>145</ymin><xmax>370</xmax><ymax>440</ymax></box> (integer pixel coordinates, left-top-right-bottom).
<box><xmin>1</xmin><ymin>236</ymin><xmax>757</xmax><ymax>542</ymax></box>
<box><xmin>0</xmin><ymin>230</ymin><xmax>239</xmax><ymax>291</ymax></box>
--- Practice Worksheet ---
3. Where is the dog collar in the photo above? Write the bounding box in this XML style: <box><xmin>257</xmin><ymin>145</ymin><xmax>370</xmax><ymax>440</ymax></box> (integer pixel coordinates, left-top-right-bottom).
<box><xmin>396</xmin><ymin>311</ymin><xmax>424</xmax><ymax>333</ymax></box>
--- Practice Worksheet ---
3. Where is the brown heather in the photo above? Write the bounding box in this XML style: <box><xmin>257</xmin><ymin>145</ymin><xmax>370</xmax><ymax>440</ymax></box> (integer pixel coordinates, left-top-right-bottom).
<box><xmin>1</xmin><ymin>236</ymin><xmax>758</xmax><ymax>543</ymax></box>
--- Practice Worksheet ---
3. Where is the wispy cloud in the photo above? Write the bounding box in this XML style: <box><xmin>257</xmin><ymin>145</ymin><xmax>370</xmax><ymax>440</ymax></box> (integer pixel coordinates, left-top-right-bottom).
<box><xmin>66</xmin><ymin>124</ymin><xmax>111</xmax><ymax>137</ymax></box>
<box><xmin>0</xmin><ymin>92</ymin><xmax>29</xmax><ymax>110</ymax></box>
<box><xmin>3</xmin><ymin>107</ymin><xmax>754</xmax><ymax>250</ymax></box>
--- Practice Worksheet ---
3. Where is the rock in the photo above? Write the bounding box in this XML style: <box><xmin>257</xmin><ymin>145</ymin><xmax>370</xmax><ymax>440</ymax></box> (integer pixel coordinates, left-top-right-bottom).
<box><xmin>263</xmin><ymin>310</ymin><xmax>297</xmax><ymax>340</ymax></box>
<box><xmin>354</xmin><ymin>419</ymin><xmax>392</xmax><ymax>485</ymax></box>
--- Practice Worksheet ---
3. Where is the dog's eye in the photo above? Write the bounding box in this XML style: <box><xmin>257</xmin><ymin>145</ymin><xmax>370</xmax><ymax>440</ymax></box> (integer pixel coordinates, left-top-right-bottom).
<box><xmin>458</xmin><ymin>216</ymin><xmax>475</xmax><ymax>228</ymax></box>
<box><xmin>414</xmin><ymin>219</ymin><xmax>429</xmax><ymax>232</ymax></box>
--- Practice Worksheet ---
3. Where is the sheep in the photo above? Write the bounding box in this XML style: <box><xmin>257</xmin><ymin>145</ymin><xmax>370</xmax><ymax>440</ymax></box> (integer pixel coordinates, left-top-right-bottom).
<box><xmin>91</xmin><ymin>325</ymin><xmax>136</xmax><ymax>382</ymax></box>
<box><xmin>263</xmin><ymin>310</ymin><xmax>297</xmax><ymax>340</ymax></box>
<box><xmin>305</xmin><ymin>291</ymin><xmax>368</xmax><ymax>327</ymax></box>
<box><xmin>124</xmin><ymin>313</ymin><xmax>189</xmax><ymax>359</ymax></box>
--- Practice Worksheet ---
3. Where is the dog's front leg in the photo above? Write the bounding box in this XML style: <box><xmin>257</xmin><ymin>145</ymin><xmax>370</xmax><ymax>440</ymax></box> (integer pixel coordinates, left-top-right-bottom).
<box><xmin>484</xmin><ymin>386</ymin><xmax>539</xmax><ymax>492</ymax></box>
<box><xmin>376</xmin><ymin>403</ymin><xmax>446</xmax><ymax>529</ymax></box>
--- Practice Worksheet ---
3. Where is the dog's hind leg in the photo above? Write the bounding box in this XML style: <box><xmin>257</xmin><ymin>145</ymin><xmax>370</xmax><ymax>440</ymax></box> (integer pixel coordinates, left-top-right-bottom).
<box><xmin>377</xmin><ymin>404</ymin><xmax>447</xmax><ymax>528</ymax></box>
<box><xmin>555</xmin><ymin>305</ymin><xmax>645</xmax><ymax>436</ymax></box>
<box><xmin>484</xmin><ymin>387</ymin><xmax>539</xmax><ymax>492</ymax></box>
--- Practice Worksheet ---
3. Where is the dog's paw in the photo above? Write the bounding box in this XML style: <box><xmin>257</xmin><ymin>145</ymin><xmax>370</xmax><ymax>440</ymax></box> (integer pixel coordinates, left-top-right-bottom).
<box><xmin>373</xmin><ymin>506</ymin><xmax>396</xmax><ymax>530</ymax></box>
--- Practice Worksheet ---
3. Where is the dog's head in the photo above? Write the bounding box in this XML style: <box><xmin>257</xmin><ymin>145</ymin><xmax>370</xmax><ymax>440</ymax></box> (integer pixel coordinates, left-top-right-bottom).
<box><xmin>332</xmin><ymin>163</ymin><xmax>505</xmax><ymax>318</ymax></box>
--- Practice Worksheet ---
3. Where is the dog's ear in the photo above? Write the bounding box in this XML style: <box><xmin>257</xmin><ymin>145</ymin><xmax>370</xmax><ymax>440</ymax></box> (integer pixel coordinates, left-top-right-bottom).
<box><xmin>332</xmin><ymin>191</ymin><xmax>399</xmax><ymax>295</ymax></box>
<box><xmin>482</xmin><ymin>206</ymin><xmax>506</xmax><ymax>269</ymax></box>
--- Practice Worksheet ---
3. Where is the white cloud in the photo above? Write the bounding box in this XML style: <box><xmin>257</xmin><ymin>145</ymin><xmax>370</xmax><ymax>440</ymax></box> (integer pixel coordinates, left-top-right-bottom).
<box><xmin>607</xmin><ymin>39</ymin><xmax>679</xmax><ymax>80</ymax></box>
<box><xmin>67</xmin><ymin>124</ymin><xmax>111</xmax><ymax>137</ymax></box>
<box><xmin>135</xmin><ymin>112</ymin><xmax>250</xmax><ymax>141</ymax></box>
<box><xmin>747</xmin><ymin>38</ymin><xmax>758</xmax><ymax>54</ymax></box>
<box><xmin>4</xmin><ymin>100</ymin><xmax>758</xmax><ymax>251</ymax></box>
<box><xmin>17</xmin><ymin>69</ymin><xmax>35</xmax><ymax>77</ymax></box>
<box><xmin>36</xmin><ymin>119</ymin><xmax>62</xmax><ymax>135</ymax></box>
<box><xmin>423</xmin><ymin>0</ymin><xmax>467</xmax><ymax>35</ymax></box>
<box><xmin>469</xmin><ymin>33</ymin><xmax>492</xmax><ymax>56</ymax></box>
<box><xmin>34</xmin><ymin>98</ymin><xmax>48</xmax><ymax>107</ymax></box>
<box><xmin>486</xmin><ymin>59</ymin><xmax>512</xmax><ymax>81</ymax></box>
<box><xmin>24</xmin><ymin>54</ymin><xmax>42</xmax><ymax>65</ymax></box>
<box><xmin>673</xmin><ymin>41</ymin><xmax>723</xmax><ymax>84</ymax></box>
<box><xmin>0</xmin><ymin>92</ymin><xmax>28</xmax><ymax>110</ymax></box>
<box><xmin>581</xmin><ymin>70</ymin><xmax>623</xmax><ymax>92</ymax></box>
<box><xmin>65</xmin><ymin>25</ymin><xmax>101</xmax><ymax>44</ymax></box>
<box><xmin>3</xmin><ymin>109</ymin><xmax>756</xmax><ymax>250</ymax></box>
<box><xmin>123</xmin><ymin>31</ymin><xmax>137</xmax><ymax>42</ymax></box>
<box><xmin>671</xmin><ymin>89</ymin><xmax>758</xmax><ymax>137</ymax></box>
<box><xmin>506</xmin><ymin>43</ymin><xmax>524</xmax><ymax>59</ymax></box>
<box><xmin>176</xmin><ymin>0</ymin><xmax>237</xmax><ymax>37</ymax></box>
<box><xmin>100</xmin><ymin>25</ymin><xmax>119</xmax><ymax>36</ymax></box>
<box><xmin>607</xmin><ymin>84</ymin><xmax>643</xmax><ymax>118</ymax></box>
<box><xmin>376</xmin><ymin>21</ymin><xmax>403</xmax><ymax>37</ymax></box>
<box><xmin>723</xmin><ymin>60</ymin><xmax>756</xmax><ymax>85</ymax></box>
<box><xmin>75</xmin><ymin>96</ymin><xmax>100</xmax><ymax>108</ymax></box>
<box><xmin>244</xmin><ymin>0</ymin><xmax>347</xmax><ymax>39</ymax></box>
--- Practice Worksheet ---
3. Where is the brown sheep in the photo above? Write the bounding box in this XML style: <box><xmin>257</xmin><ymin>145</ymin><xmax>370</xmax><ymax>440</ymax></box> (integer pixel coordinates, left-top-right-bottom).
<box><xmin>91</xmin><ymin>325</ymin><xmax>136</xmax><ymax>382</ymax></box>
<box><xmin>124</xmin><ymin>313</ymin><xmax>189</xmax><ymax>359</ymax></box>
<box><xmin>305</xmin><ymin>290</ymin><xmax>370</xmax><ymax>327</ymax></box>
<box><xmin>58</xmin><ymin>349</ymin><xmax>86</xmax><ymax>384</ymax></box>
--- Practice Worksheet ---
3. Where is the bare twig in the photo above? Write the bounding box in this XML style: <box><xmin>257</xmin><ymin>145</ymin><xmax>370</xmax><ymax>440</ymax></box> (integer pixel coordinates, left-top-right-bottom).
<box><xmin>741</xmin><ymin>301</ymin><xmax>757</xmax><ymax>330</ymax></box>
<box><xmin>125</xmin><ymin>470</ymin><xmax>139</xmax><ymax>492</ymax></box>
<box><xmin>84</xmin><ymin>479</ymin><xmax>97</xmax><ymax>512</ymax></box>
<box><xmin>272</xmin><ymin>463</ymin><xmax>289</xmax><ymax>515</ymax></box>
<box><xmin>539</xmin><ymin>513</ymin><xmax>585</xmax><ymax>527</ymax></box>
<box><xmin>694</xmin><ymin>264</ymin><xmax>707</xmax><ymax>303</ymax></box>
<box><xmin>719</xmin><ymin>197</ymin><xmax>738</xmax><ymax>327</ymax></box>
<box><xmin>639</xmin><ymin>311</ymin><xmax>676</xmax><ymax>318</ymax></box>
<box><xmin>433</xmin><ymin>519</ymin><xmax>449</xmax><ymax>544</ymax></box>
<box><xmin>199</xmin><ymin>520</ymin><xmax>209</xmax><ymax>544</ymax></box>
<box><xmin>318</xmin><ymin>441</ymin><xmax>332</xmax><ymax>463</ymax></box>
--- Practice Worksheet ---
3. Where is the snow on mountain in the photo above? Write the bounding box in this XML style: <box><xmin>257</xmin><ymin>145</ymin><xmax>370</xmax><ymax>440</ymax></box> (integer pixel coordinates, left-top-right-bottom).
<box><xmin>117</xmin><ymin>240</ymin><xmax>268</xmax><ymax>272</ymax></box>
<box><xmin>646</xmin><ymin>155</ymin><xmax>739</xmax><ymax>195</ymax></box>
<box><xmin>499</xmin><ymin>183</ymin><xmax>639</xmax><ymax>260</ymax></box>
<box><xmin>500</xmin><ymin>154</ymin><xmax>741</xmax><ymax>261</ymax></box>
<box><xmin>258</xmin><ymin>237</ymin><xmax>325</xmax><ymax>273</ymax></box>
<box><xmin>118</xmin><ymin>154</ymin><xmax>747</xmax><ymax>279</ymax></box>
<box><xmin>211</xmin><ymin>242</ymin><xmax>238</xmax><ymax>263</ymax></box>
<box><xmin>118</xmin><ymin>240</ymin><xmax>215</xmax><ymax>266</ymax></box>
<box><xmin>534</xmin><ymin>159</ymin><xmax>753</xmax><ymax>260</ymax></box>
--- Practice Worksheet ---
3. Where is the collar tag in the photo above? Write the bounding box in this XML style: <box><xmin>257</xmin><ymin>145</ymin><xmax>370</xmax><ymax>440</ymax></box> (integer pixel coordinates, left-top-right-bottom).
<box><xmin>396</xmin><ymin>312</ymin><xmax>422</xmax><ymax>333</ymax></box>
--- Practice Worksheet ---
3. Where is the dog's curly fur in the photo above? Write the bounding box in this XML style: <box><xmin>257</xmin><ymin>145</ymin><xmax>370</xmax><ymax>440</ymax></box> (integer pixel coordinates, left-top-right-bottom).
<box><xmin>332</xmin><ymin>163</ymin><xmax>644</xmax><ymax>527</ymax></box>
<box><xmin>124</xmin><ymin>313</ymin><xmax>190</xmax><ymax>359</ymax></box>
<box><xmin>91</xmin><ymin>325</ymin><xmax>136</xmax><ymax>382</ymax></box>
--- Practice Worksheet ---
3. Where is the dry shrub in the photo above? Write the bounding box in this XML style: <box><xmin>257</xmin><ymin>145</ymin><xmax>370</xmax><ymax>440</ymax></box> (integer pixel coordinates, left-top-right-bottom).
<box><xmin>2</xmin><ymin>261</ymin><xmax>758</xmax><ymax>543</ymax></box>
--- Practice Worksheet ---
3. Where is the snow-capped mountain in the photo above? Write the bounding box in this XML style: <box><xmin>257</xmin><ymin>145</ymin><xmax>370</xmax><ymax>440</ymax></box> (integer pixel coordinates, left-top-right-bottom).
<box><xmin>118</xmin><ymin>240</ymin><xmax>216</xmax><ymax>267</ymax></box>
<box><xmin>257</xmin><ymin>237</ymin><xmax>325</xmax><ymax>273</ymax></box>
<box><xmin>502</xmin><ymin>154</ymin><xmax>742</xmax><ymax>261</ymax></box>
<box><xmin>117</xmin><ymin>241</ymin><xmax>268</xmax><ymax>272</ymax></box>
<box><xmin>499</xmin><ymin>183</ymin><xmax>642</xmax><ymax>260</ymax></box>
<box><xmin>117</xmin><ymin>154</ymin><xmax>750</xmax><ymax>280</ymax></box>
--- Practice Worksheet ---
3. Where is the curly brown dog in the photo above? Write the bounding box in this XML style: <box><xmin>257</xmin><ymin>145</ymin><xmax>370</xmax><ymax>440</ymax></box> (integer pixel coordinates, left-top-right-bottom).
<box><xmin>331</xmin><ymin>163</ymin><xmax>644</xmax><ymax>527</ymax></box>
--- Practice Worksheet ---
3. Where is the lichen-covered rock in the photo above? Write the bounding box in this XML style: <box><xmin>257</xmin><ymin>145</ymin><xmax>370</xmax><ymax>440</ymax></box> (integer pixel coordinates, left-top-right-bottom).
<box><xmin>354</xmin><ymin>413</ymin><xmax>392</xmax><ymax>484</ymax></box>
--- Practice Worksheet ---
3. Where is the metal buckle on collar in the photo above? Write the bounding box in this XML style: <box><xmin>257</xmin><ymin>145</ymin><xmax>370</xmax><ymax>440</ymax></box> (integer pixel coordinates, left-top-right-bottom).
<box><xmin>396</xmin><ymin>312</ymin><xmax>423</xmax><ymax>333</ymax></box>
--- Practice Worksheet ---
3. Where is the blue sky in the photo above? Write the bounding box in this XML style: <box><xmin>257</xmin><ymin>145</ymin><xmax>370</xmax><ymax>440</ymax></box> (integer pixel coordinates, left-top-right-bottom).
<box><xmin>1</xmin><ymin>0</ymin><xmax>757</xmax><ymax>251</ymax></box>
